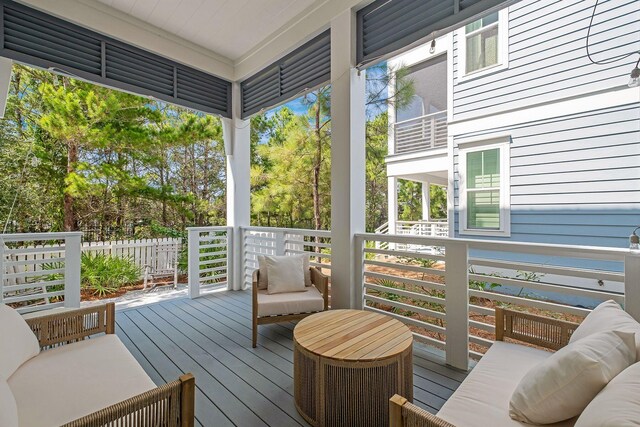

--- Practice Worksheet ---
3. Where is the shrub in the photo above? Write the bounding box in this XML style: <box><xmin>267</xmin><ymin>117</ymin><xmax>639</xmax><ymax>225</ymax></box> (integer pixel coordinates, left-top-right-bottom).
<box><xmin>81</xmin><ymin>252</ymin><xmax>141</xmax><ymax>296</ymax></box>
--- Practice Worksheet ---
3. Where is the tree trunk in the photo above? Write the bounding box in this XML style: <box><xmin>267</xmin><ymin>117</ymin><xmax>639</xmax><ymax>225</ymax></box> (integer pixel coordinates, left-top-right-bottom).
<box><xmin>312</xmin><ymin>101</ymin><xmax>322</xmax><ymax>231</ymax></box>
<box><xmin>63</xmin><ymin>141</ymin><xmax>78</xmax><ymax>231</ymax></box>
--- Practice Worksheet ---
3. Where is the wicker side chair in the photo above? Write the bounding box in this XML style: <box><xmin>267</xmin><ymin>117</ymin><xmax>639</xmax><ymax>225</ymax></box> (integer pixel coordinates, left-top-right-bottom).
<box><xmin>252</xmin><ymin>266</ymin><xmax>329</xmax><ymax>348</ymax></box>
<box><xmin>388</xmin><ymin>307</ymin><xmax>580</xmax><ymax>427</ymax></box>
<box><xmin>23</xmin><ymin>303</ymin><xmax>195</xmax><ymax>427</ymax></box>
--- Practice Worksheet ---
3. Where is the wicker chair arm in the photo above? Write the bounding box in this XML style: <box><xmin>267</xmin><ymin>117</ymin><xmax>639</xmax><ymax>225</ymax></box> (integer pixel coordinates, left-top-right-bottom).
<box><xmin>389</xmin><ymin>395</ymin><xmax>456</xmax><ymax>427</ymax></box>
<box><xmin>495</xmin><ymin>307</ymin><xmax>580</xmax><ymax>351</ymax></box>
<box><xmin>62</xmin><ymin>373</ymin><xmax>195</xmax><ymax>427</ymax></box>
<box><xmin>25</xmin><ymin>303</ymin><xmax>116</xmax><ymax>350</ymax></box>
<box><xmin>310</xmin><ymin>267</ymin><xmax>329</xmax><ymax>309</ymax></box>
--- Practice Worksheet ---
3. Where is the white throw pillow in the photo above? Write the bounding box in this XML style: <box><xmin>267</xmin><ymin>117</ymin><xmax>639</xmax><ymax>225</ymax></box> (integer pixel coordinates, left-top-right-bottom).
<box><xmin>0</xmin><ymin>304</ymin><xmax>40</xmax><ymax>379</ymax></box>
<box><xmin>258</xmin><ymin>254</ymin><xmax>311</xmax><ymax>289</ymax></box>
<box><xmin>571</xmin><ymin>300</ymin><xmax>640</xmax><ymax>361</ymax></box>
<box><xmin>265</xmin><ymin>255</ymin><xmax>307</xmax><ymax>294</ymax></box>
<box><xmin>575</xmin><ymin>362</ymin><xmax>640</xmax><ymax>427</ymax></box>
<box><xmin>509</xmin><ymin>330</ymin><xmax>636</xmax><ymax>425</ymax></box>
<box><xmin>0</xmin><ymin>376</ymin><xmax>18</xmax><ymax>427</ymax></box>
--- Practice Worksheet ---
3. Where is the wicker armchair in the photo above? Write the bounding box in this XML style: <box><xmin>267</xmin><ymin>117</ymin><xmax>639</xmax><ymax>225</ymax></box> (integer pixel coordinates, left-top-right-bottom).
<box><xmin>389</xmin><ymin>307</ymin><xmax>580</xmax><ymax>427</ymax></box>
<box><xmin>24</xmin><ymin>304</ymin><xmax>195</xmax><ymax>427</ymax></box>
<box><xmin>252</xmin><ymin>267</ymin><xmax>329</xmax><ymax>348</ymax></box>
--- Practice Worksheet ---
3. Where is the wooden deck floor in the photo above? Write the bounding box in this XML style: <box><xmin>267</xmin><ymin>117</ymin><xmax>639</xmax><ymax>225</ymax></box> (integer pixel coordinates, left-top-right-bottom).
<box><xmin>115</xmin><ymin>290</ymin><xmax>467</xmax><ymax>427</ymax></box>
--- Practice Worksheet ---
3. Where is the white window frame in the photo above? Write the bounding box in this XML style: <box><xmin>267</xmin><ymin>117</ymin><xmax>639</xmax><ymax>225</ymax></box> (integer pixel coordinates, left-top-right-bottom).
<box><xmin>458</xmin><ymin>135</ymin><xmax>511</xmax><ymax>237</ymax></box>
<box><xmin>456</xmin><ymin>8</ymin><xmax>509</xmax><ymax>82</ymax></box>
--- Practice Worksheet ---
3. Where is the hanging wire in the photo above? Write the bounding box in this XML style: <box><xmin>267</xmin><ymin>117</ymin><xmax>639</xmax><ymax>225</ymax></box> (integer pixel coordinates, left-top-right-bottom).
<box><xmin>586</xmin><ymin>0</ymin><xmax>640</xmax><ymax>65</ymax></box>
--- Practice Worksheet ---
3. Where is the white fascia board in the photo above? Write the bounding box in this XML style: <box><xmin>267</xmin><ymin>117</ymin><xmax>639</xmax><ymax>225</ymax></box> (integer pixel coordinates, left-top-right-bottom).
<box><xmin>449</xmin><ymin>86</ymin><xmax>640</xmax><ymax>136</ymax></box>
<box><xmin>19</xmin><ymin>0</ymin><xmax>235</xmax><ymax>80</ymax></box>
<box><xmin>386</xmin><ymin>150</ymin><xmax>448</xmax><ymax>178</ymax></box>
<box><xmin>234</xmin><ymin>0</ymin><xmax>373</xmax><ymax>81</ymax></box>
<box><xmin>387</xmin><ymin>34</ymin><xmax>450</xmax><ymax>70</ymax></box>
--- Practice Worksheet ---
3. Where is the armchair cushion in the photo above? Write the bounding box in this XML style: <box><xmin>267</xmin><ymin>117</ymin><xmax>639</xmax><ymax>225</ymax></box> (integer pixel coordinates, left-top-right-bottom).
<box><xmin>257</xmin><ymin>285</ymin><xmax>324</xmax><ymax>317</ymax></box>
<box><xmin>264</xmin><ymin>255</ymin><xmax>307</xmax><ymax>294</ymax></box>
<box><xmin>0</xmin><ymin>304</ymin><xmax>40</xmax><ymax>379</ymax></box>
<box><xmin>257</xmin><ymin>254</ymin><xmax>311</xmax><ymax>290</ymax></box>
<box><xmin>0</xmin><ymin>376</ymin><xmax>18</xmax><ymax>427</ymax></box>
<box><xmin>570</xmin><ymin>300</ymin><xmax>640</xmax><ymax>361</ymax></box>
<box><xmin>8</xmin><ymin>334</ymin><xmax>156</xmax><ymax>427</ymax></box>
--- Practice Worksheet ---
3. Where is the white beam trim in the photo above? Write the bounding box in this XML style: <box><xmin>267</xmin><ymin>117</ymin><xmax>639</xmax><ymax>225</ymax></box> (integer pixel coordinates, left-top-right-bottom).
<box><xmin>224</xmin><ymin>83</ymin><xmax>251</xmax><ymax>291</ymax></box>
<box><xmin>19</xmin><ymin>0</ymin><xmax>235</xmax><ymax>80</ymax></box>
<box><xmin>330</xmin><ymin>9</ymin><xmax>366</xmax><ymax>309</ymax></box>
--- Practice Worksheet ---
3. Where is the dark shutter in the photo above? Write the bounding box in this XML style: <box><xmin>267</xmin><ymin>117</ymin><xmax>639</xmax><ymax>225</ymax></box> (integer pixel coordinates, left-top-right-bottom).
<box><xmin>241</xmin><ymin>30</ymin><xmax>330</xmax><ymax>118</ymax></box>
<box><xmin>357</xmin><ymin>0</ymin><xmax>516</xmax><ymax>67</ymax></box>
<box><xmin>0</xmin><ymin>0</ymin><xmax>232</xmax><ymax>117</ymax></box>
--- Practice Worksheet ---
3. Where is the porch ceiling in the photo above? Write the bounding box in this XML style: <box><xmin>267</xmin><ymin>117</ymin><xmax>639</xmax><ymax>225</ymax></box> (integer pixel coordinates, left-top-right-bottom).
<box><xmin>94</xmin><ymin>0</ymin><xmax>320</xmax><ymax>61</ymax></box>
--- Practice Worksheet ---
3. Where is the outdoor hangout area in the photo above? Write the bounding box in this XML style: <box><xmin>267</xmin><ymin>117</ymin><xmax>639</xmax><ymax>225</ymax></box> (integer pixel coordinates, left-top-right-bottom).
<box><xmin>0</xmin><ymin>0</ymin><xmax>640</xmax><ymax>426</ymax></box>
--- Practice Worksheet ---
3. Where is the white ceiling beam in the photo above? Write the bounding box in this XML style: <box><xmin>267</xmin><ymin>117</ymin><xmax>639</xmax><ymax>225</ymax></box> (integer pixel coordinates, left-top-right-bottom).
<box><xmin>16</xmin><ymin>0</ymin><xmax>235</xmax><ymax>80</ymax></box>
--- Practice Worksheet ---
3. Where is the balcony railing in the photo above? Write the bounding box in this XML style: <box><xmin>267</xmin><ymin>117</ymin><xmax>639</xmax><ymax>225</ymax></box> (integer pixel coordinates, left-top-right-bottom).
<box><xmin>393</xmin><ymin>111</ymin><xmax>448</xmax><ymax>155</ymax></box>
<box><xmin>355</xmin><ymin>232</ymin><xmax>638</xmax><ymax>370</ymax></box>
<box><xmin>187</xmin><ymin>226</ymin><xmax>232</xmax><ymax>298</ymax></box>
<box><xmin>0</xmin><ymin>232</ymin><xmax>82</xmax><ymax>313</ymax></box>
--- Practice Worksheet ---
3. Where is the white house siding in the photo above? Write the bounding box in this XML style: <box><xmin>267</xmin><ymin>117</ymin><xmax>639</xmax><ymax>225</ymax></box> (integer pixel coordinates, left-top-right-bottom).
<box><xmin>451</xmin><ymin>0</ymin><xmax>640</xmax><ymax>122</ymax></box>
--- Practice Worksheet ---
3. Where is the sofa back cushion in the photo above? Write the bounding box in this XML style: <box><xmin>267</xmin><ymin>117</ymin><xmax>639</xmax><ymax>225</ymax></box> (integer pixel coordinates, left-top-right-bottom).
<box><xmin>0</xmin><ymin>304</ymin><xmax>40</xmax><ymax>379</ymax></box>
<box><xmin>509</xmin><ymin>330</ymin><xmax>636</xmax><ymax>425</ymax></box>
<box><xmin>570</xmin><ymin>300</ymin><xmax>640</xmax><ymax>361</ymax></box>
<box><xmin>575</xmin><ymin>361</ymin><xmax>640</xmax><ymax>427</ymax></box>
<box><xmin>0</xmin><ymin>376</ymin><xmax>18</xmax><ymax>427</ymax></box>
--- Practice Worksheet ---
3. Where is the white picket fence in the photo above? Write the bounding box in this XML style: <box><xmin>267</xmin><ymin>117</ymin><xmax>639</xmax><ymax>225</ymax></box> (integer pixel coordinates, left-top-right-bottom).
<box><xmin>81</xmin><ymin>238</ymin><xmax>183</xmax><ymax>278</ymax></box>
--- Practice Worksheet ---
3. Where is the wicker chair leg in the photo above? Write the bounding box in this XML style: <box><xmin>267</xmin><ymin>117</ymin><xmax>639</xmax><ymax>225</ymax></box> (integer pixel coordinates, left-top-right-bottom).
<box><xmin>180</xmin><ymin>374</ymin><xmax>195</xmax><ymax>427</ymax></box>
<box><xmin>252</xmin><ymin>318</ymin><xmax>258</xmax><ymax>348</ymax></box>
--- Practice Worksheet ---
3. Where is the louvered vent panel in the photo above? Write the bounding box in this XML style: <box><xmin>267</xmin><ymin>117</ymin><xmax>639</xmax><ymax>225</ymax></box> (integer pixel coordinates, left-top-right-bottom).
<box><xmin>105</xmin><ymin>44</ymin><xmax>174</xmax><ymax>96</ymax></box>
<box><xmin>3</xmin><ymin>3</ymin><xmax>101</xmax><ymax>74</ymax></box>
<box><xmin>241</xmin><ymin>30</ymin><xmax>330</xmax><ymax>118</ymax></box>
<box><xmin>357</xmin><ymin>0</ymin><xmax>516</xmax><ymax>66</ymax></box>
<box><xmin>177</xmin><ymin>68</ymin><xmax>230</xmax><ymax>114</ymax></box>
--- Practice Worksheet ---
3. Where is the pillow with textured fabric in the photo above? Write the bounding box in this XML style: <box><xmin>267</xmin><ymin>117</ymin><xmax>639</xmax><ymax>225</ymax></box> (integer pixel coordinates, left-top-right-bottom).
<box><xmin>570</xmin><ymin>299</ymin><xmax>640</xmax><ymax>361</ymax></box>
<box><xmin>0</xmin><ymin>304</ymin><xmax>40</xmax><ymax>379</ymax></box>
<box><xmin>509</xmin><ymin>330</ymin><xmax>636</xmax><ymax>425</ymax></box>
<box><xmin>258</xmin><ymin>254</ymin><xmax>311</xmax><ymax>289</ymax></box>
<box><xmin>265</xmin><ymin>255</ymin><xmax>307</xmax><ymax>294</ymax></box>
<box><xmin>0</xmin><ymin>376</ymin><xmax>18</xmax><ymax>427</ymax></box>
<box><xmin>575</xmin><ymin>361</ymin><xmax>640</xmax><ymax>427</ymax></box>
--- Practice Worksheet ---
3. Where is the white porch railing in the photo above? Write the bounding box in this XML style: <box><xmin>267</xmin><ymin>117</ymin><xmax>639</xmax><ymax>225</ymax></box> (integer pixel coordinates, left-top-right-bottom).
<box><xmin>396</xmin><ymin>220</ymin><xmax>448</xmax><ymax>237</ymax></box>
<box><xmin>393</xmin><ymin>111</ymin><xmax>448</xmax><ymax>155</ymax></box>
<box><xmin>187</xmin><ymin>227</ymin><xmax>232</xmax><ymax>298</ymax></box>
<box><xmin>354</xmin><ymin>232</ymin><xmax>639</xmax><ymax>370</ymax></box>
<box><xmin>0</xmin><ymin>232</ymin><xmax>82</xmax><ymax>313</ymax></box>
<box><xmin>241</xmin><ymin>226</ymin><xmax>331</xmax><ymax>289</ymax></box>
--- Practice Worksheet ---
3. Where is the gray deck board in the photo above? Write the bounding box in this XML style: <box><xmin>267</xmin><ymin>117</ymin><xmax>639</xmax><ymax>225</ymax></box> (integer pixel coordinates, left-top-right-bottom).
<box><xmin>116</xmin><ymin>290</ymin><xmax>467</xmax><ymax>426</ymax></box>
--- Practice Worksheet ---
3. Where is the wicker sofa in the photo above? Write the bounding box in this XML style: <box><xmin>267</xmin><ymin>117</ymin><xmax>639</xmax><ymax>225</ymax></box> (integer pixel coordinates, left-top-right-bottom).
<box><xmin>2</xmin><ymin>303</ymin><xmax>195</xmax><ymax>427</ymax></box>
<box><xmin>390</xmin><ymin>307</ymin><xmax>580</xmax><ymax>427</ymax></box>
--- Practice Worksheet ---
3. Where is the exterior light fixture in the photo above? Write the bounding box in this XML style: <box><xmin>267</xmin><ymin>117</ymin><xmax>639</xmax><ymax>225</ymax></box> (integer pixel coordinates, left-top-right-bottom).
<box><xmin>630</xmin><ymin>227</ymin><xmax>640</xmax><ymax>250</ymax></box>
<box><xmin>629</xmin><ymin>58</ymin><xmax>640</xmax><ymax>88</ymax></box>
<box><xmin>429</xmin><ymin>39</ymin><xmax>436</xmax><ymax>54</ymax></box>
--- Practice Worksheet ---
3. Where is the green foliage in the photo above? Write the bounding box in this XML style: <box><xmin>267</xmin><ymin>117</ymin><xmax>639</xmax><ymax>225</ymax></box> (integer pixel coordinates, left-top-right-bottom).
<box><xmin>468</xmin><ymin>267</ymin><xmax>503</xmax><ymax>291</ymax></box>
<box><xmin>80</xmin><ymin>252</ymin><xmax>141</xmax><ymax>296</ymax></box>
<box><xmin>0</xmin><ymin>64</ymin><xmax>226</xmax><ymax>236</ymax></box>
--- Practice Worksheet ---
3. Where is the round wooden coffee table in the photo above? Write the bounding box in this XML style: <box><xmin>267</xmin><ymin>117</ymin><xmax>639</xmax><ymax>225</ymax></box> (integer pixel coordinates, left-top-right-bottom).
<box><xmin>293</xmin><ymin>309</ymin><xmax>413</xmax><ymax>427</ymax></box>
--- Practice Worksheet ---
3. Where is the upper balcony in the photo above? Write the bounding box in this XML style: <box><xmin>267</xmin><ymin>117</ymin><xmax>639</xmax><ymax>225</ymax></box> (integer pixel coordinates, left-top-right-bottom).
<box><xmin>393</xmin><ymin>111</ymin><xmax>448</xmax><ymax>156</ymax></box>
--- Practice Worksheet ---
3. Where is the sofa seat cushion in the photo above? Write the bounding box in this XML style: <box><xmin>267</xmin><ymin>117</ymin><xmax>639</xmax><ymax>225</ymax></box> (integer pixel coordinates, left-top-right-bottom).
<box><xmin>0</xmin><ymin>304</ymin><xmax>40</xmax><ymax>379</ymax></box>
<box><xmin>257</xmin><ymin>285</ymin><xmax>324</xmax><ymax>317</ymax></box>
<box><xmin>8</xmin><ymin>335</ymin><xmax>156</xmax><ymax>427</ymax></box>
<box><xmin>1</xmin><ymin>376</ymin><xmax>18</xmax><ymax>427</ymax></box>
<box><xmin>437</xmin><ymin>341</ymin><xmax>577</xmax><ymax>427</ymax></box>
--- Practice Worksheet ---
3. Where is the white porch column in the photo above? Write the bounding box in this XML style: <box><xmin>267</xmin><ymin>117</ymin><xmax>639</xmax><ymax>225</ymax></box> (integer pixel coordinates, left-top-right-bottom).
<box><xmin>388</xmin><ymin>176</ymin><xmax>398</xmax><ymax>235</ymax></box>
<box><xmin>223</xmin><ymin>82</ymin><xmax>251</xmax><ymax>291</ymax></box>
<box><xmin>330</xmin><ymin>9</ymin><xmax>366</xmax><ymax>309</ymax></box>
<box><xmin>421</xmin><ymin>181</ymin><xmax>431</xmax><ymax>221</ymax></box>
